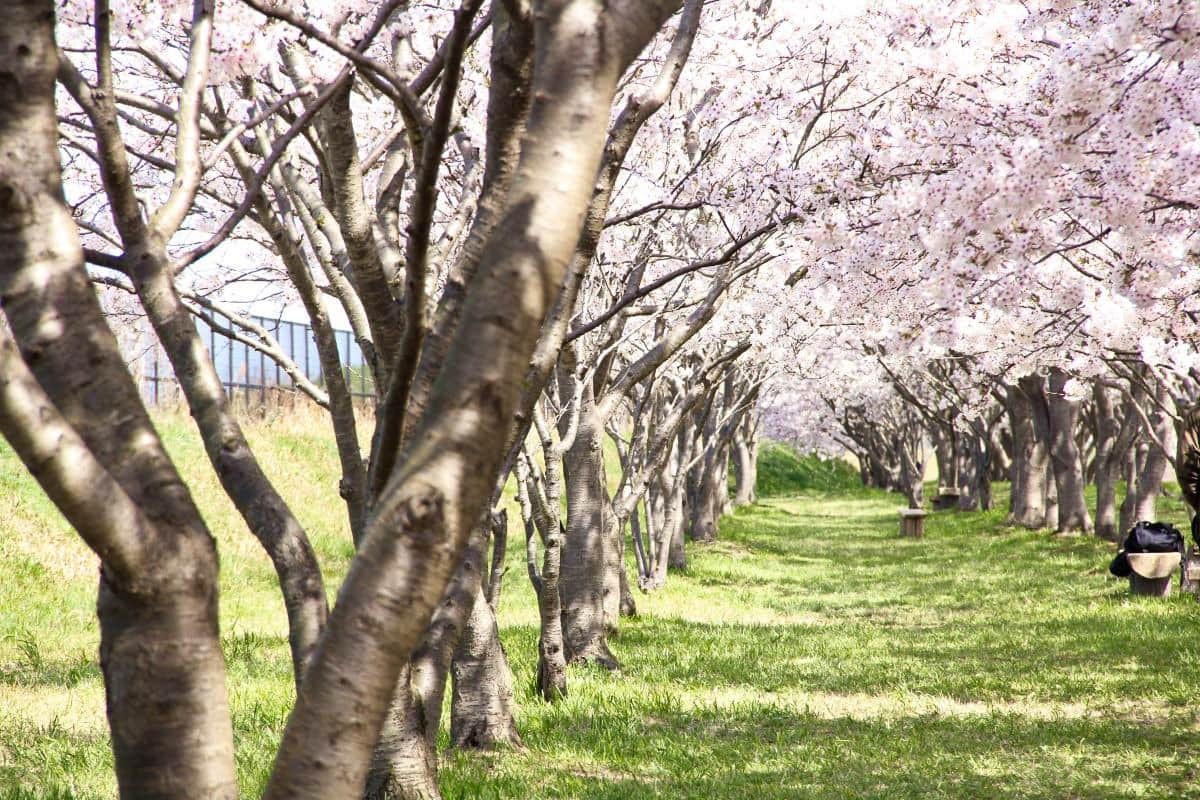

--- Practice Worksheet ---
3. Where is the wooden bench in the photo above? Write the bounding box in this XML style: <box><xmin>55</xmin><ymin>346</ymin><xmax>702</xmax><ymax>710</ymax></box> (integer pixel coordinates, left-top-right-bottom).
<box><xmin>931</xmin><ymin>488</ymin><xmax>960</xmax><ymax>511</ymax></box>
<box><xmin>899</xmin><ymin>508</ymin><xmax>928</xmax><ymax>538</ymax></box>
<box><xmin>1127</xmin><ymin>552</ymin><xmax>1181</xmax><ymax>597</ymax></box>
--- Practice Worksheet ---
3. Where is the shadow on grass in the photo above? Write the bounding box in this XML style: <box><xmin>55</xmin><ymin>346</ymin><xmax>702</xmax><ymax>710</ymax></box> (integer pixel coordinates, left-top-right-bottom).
<box><xmin>444</xmin><ymin>696</ymin><xmax>1197</xmax><ymax>800</ymax></box>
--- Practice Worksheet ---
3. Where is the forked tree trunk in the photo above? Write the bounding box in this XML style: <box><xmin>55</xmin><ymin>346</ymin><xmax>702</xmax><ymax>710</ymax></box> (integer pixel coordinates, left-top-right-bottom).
<box><xmin>58</xmin><ymin>0</ymin><xmax>330</xmax><ymax>683</ymax></box>
<box><xmin>10</xmin><ymin>3</ymin><xmax>686</xmax><ymax>799</ymax></box>
<box><xmin>0</xmin><ymin>7</ymin><xmax>237</xmax><ymax>794</ymax></box>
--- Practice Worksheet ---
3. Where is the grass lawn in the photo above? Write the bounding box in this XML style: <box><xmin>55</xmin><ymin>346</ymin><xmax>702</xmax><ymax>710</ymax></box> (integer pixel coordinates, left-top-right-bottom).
<box><xmin>1</xmin><ymin>418</ymin><xmax>1198</xmax><ymax>798</ymax></box>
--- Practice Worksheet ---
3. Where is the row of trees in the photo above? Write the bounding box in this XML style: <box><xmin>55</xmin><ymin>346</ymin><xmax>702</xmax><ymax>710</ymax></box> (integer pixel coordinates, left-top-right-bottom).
<box><xmin>758</xmin><ymin>2</ymin><xmax>1199</xmax><ymax>540</ymax></box>
<box><xmin>2</xmin><ymin>1</ymin><xmax>795</xmax><ymax>798</ymax></box>
<box><xmin>0</xmin><ymin>1</ymin><xmax>1195</xmax><ymax>798</ymax></box>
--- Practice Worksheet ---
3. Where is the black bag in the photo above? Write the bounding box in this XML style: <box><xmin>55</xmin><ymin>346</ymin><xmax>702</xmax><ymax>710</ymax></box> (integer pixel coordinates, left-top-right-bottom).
<box><xmin>1109</xmin><ymin>521</ymin><xmax>1184</xmax><ymax>578</ymax></box>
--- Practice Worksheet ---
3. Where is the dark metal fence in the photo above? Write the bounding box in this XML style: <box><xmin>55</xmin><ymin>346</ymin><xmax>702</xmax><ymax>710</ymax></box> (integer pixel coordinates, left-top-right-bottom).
<box><xmin>140</xmin><ymin>312</ymin><xmax>375</xmax><ymax>407</ymax></box>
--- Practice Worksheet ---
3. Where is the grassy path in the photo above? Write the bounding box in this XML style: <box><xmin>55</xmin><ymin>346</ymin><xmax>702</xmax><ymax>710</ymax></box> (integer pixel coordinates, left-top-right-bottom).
<box><xmin>1</xmin><ymin>421</ymin><xmax>1199</xmax><ymax>798</ymax></box>
<box><xmin>447</xmin><ymin>492</ymin><xmax>1200</xmax><ymax>799</ymax></box>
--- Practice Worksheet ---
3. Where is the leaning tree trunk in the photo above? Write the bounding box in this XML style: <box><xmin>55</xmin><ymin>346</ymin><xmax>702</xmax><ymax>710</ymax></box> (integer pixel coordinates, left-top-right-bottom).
<box><xmin>135</xmin><ymin>267</ymin><xmax>327</xmax><ymax>685</ymax></box>
<box><xmin>365</xmin><ymin>526</ymin><xmax>492</xmax><ymax>800</ymax></box>
<box><xmin>1046</xmin><ymin>369</ymin><xmax>1091</xmax><ymax>533</ymax></box>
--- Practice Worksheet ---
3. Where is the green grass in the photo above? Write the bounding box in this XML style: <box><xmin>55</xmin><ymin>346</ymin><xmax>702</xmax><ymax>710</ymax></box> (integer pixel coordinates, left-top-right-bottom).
<box><xmin>1</xmin><ymin>422</ymin><xmax>1199</xmax><ymax>798</ymax></box>
<box><xmin>755</xmin><ymin>442</ymin><xmax>862</xmax><ymax>496</ymax></box>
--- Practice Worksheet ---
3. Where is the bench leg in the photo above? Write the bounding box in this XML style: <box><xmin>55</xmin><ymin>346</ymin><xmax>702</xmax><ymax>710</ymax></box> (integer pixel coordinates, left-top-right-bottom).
<box><xmin>1182</xmin><ymin>547</ymin><xmax>1200</xmax><ymax>598</ymax></box>
<box><xmin>1130</xmin><ymin>573</ymin><xmax>1173</xmax><ymax>598</ymax></box>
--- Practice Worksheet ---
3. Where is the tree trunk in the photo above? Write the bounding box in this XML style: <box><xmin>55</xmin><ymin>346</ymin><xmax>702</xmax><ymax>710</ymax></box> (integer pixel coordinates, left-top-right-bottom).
<box><xmin>1091</xmin><ymin>384</ymin><xmax>1128</xmax><ymax>541</ymax></box>
<box><xmin>932</xmin><ymin>425</ymin><xmax>957</xmax><ymax>491</ymax></box>
<box><xmin>689</xmin><ymin>440</ymin><xmax>725</xmax><ymax>543</ymax></box>
<box><xmin>665</xmin><ymin>435</ymin><xmax>690</xmax><ymax>570</ymax></box>
<box><xmin>897</xmin><ymin>431</ymin><xmax>924</xmax><ymax>509</ymax></box>
<box><xmin>732</xmin><ymin>424</ymin><xmax>758</xmax><ymax>507</ymax></box>
<box><xmin>0</xmin><ymin>7</ymin><xmax>238</xmax><ymax>794</ymax></box>
<box><xmin>1044</xmin><ymin>458</ymin><xmax>1060</xmax><ymax>531</ymax></box>
<box><xmin>1007</xmin><ymin>382</ymin><xmax>1051</xmax><ymax>528</ymax></box>
<box><xmin>618</xmin><ymin>536</ymin><xmax>638</xmax><ymax>618</ymax></box>
<box><xmin>366</xmin><ymin>526</ymin><xmax>491</xmax><ymax>800</ymax></box>
<box><xmin>1133</xmin><ymin>398</ymin><xmax>1175</xmax><ymax>524</ymax></box>
<box><xmin>135</xmin><ymin>267</ymin><xmax>327</xmax><ymax>684</ymax></box>
<box><xmin>449</xmin><ymin>583</ymin><xmax>523</xmax><ymax>750</ymax></box>
<box><xmin>1120</xmin><ymin>444</ymin><xmax>1146</xmax><ymax>535</ymax></box>
<box><xmin>534</xmin><ymin>521</ymin><xmax>568</xmax><ymax>700</ymax></box>
<box><xmin>560</xmin><ymin>395</ymin><xmax>619</xmax><ymax>668</ymax></box>
<box><xmin>363</xmin><ymin>665</ymin><xmax>439</xmax><ymax>800</ymax></box>
<box><xmin>599</xmin><ymin>480</ymin><xmax>623</xmax><ymax>630</ymax></box>
<box><xmin>955</xmin><ymin>433</ymin><xmax>981</xmax><ymax>512</ymax></box>
<box><xmin>1046</xmin><ymin>369</ymin><xmax>1091</xmax><ymax>533</ymax></box>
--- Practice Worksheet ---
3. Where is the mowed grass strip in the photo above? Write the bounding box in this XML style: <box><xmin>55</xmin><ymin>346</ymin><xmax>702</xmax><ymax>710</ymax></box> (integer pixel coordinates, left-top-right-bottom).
<box><xmin>1</xmin><ymin>424</ymin><xmax>1197</xmax><ymax>798</ymax></box>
